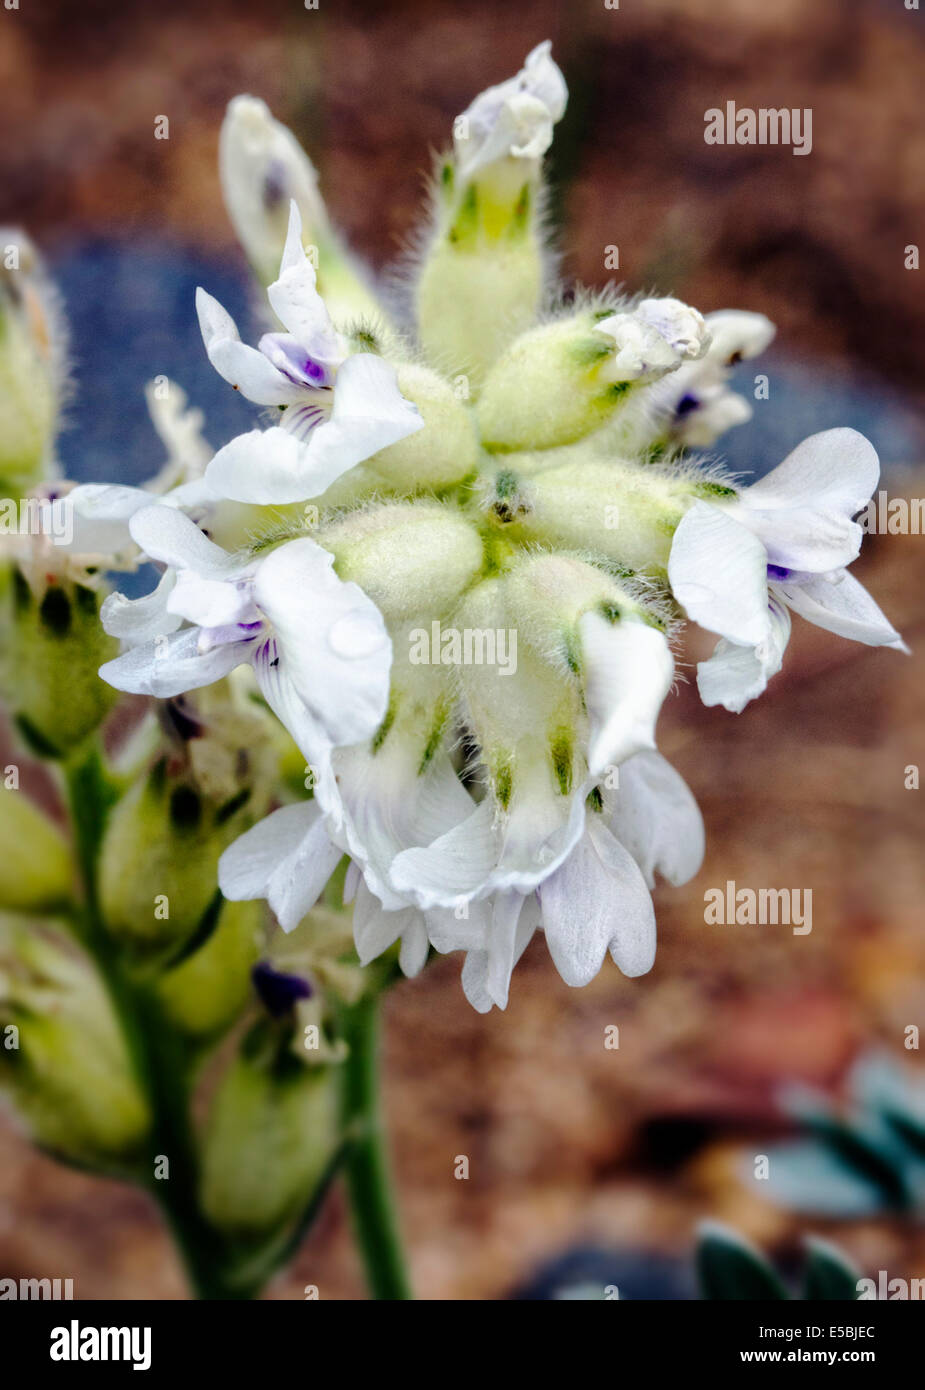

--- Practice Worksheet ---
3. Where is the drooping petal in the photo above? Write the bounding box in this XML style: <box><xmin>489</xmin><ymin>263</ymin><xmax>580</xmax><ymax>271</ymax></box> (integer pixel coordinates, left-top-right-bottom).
<box><xmin>390</xmin><ymin>759</ymin><xmax>590</xmax><ymax>908</ymax></box>
<box><xmin>668</xmin><ymin>501</ymin><xmax>771</xmax><ymax>645</ymax></box>
<box><xmin>579</xmin><ymin>611</ymin><xmax>674</xmax><ymax>774</ymax></box>
<box><xmin>459</xmin><ymin>893</ymin><xmax>537</xmax><ymax>1013</ymax></box>
<box><xmin>539</xmin><ymin>819</ymin><xmax>656</xmax><ymax>985</ymax></box>
<box><xmin>218</xmin><ymin>801</ymin><xmax>341</xmax><ymax>932</ymax></box>
<box><xmin>696</xmin><ymin>598</ymin><xmax>791</xmax><ymax>712</ymax></box>
<box><xmin>778</xmin><ymin>569</ymin><xmax>908</xmax><ymax>650</ymax></box>
<box><xmin>607</xmin><ymin>750</ymin><xmax>705</xmax><ymax>889</ymax></box>
<box><xmin>195</xmin><ymin>286</ymin><xmax>305</xmax><ymax>406</ymax></box>
<box><xmin>352</xmin><ymin>880</ymin><xmax>430</xmax><ymax>977</ymax></box>
<box><xmin>332</xmin><ymin>741</ymin><xmax>475</xmax><ymax>911</ymax></box>
<box><xmin>737</xmin><ymin>429</ymin><xmax>879</xmax><ymax>572</ymax></box>
<box><xmin>99</xmin><ymin>625</ymin><xmax>255</xmax><ymax>697</ymax></box>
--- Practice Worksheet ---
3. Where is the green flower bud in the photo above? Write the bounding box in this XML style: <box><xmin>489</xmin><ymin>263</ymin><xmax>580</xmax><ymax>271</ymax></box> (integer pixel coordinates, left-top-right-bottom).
<box><xmin>0</xmin><ymin>920</ymin><xmax>150</xmax><ymax>1169</ymax></box>
<box><xmin>415</xmin><ymin>212</ymin><xmax>545</xmax><ymax>391</ymax></box>
<box><xmin>476</xmin><ymin>300</ymin><xmax>708</xmax><ymax>452</ymax></box>
<box><xmin>0</xmin><ymin>787</ymin><xmax>72</xmax><ymax>911</ymax></box>
<box><xmin>199</xmin><ymin>1026</ymin><xmax>340</xmax><ymax>1237</ymax></box>
<box><xmin>0</xmin><ymin>570</ymin><xmax>118</xmax><ymax>757</ymax></box>
<box><xmin>415</xmin><ymin>44</ymin><xmax>567</xmax><ymax>388</ymax></box>
<box><xmin>488</xmin><ymin>455</ymin><xmax>714</xmax><ymax>575</ymax></box>
<box><xmin>156</xmin><ymin>898</ymin><xmax>263</xmax><ymax>1041</ymax></box>
<box><xmin>98</xmin><ymin>758</ymin><xmax>253</xmax><ymax>964</ymax></box>
<box><xmin>361</xmin><ymin>363</ymin><xmax>479</xmax><ymax>494</ymax></box>
<box><xmin>317</xmin><ymin>500</ymin><xmax>484</xmax><ymax>625</ymax></box>
<box><xmin>0</xmin><ymin>231</ymin><xmax>64</xmax><ymax>493</ymax></box>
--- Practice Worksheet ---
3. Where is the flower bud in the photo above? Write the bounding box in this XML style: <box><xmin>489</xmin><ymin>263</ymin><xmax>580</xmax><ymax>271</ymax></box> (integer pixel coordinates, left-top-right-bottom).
<box><xmin>198</xmin><ymin>1026</ymin><xmax>340</xmax><ymax>1237</ymax></box>
<box><xmin>156</xmin><ymin>898</ymin><xmax>263</xmax><ymax>1041</ymax></box>
<box><xmin>220</xmin><ymin>96</ymin><xmax>381</xmax><ymax>326</ymax></box>
<box><xmin>475</xmin><ymin>299</ymin><xmax>709</xmax><ymax>452</ymax></box>
<box><xmin>316</xmin><ymin>500</ymin><xmax>484</xmax><ymax>625</ymax></box>
<box><xmin>415</xmin><ymin>44</ymin><xmax>566</xmax><ymax>387</ymax></box>
<box><xmin>0</xmin><ymin>231</ymin><xmax>64</xmax><ymax>493</ymax></box>
<box><xmin>98</xmin><ymin>758</ymin><xmax>254</xmax><ymax>964</ymax></box>
<box><xmin>0</xmin><ymin>570</ymin><xmax>118</xmax><ymax>757</ymax></box>
<box><xmin>487</xmin><ymin>455</ymin><xmax>732</xmax><ymax>575</ymax></box>
<box><xmin>0</xmin><ymin>920</ymin><xmax>150</xmax><ymax>1169</ymax></box>
<box><xmin>363</xmin><ymin>363</ymin><xmax>479</xmax><ymax>494</ymax></box>
<box><xmin>0</xmin><ymin>788</ymin><xmax>72</xmax><ymax>912</ymax></box>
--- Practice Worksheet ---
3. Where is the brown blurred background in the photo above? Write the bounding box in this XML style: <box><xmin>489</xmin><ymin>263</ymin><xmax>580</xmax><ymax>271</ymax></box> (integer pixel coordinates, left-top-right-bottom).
<box><xmin>1</xmin><ymin>0</ymin><xmax>924</xmax><ymax>1299</ymax></box>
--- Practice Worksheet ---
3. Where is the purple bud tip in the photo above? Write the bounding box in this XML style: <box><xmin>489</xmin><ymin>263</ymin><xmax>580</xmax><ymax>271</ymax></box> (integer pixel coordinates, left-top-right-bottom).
<box><xmin>252</xmin><ymin>961</ymin><xmax>313</xmax><ymax>1017</ymax></box>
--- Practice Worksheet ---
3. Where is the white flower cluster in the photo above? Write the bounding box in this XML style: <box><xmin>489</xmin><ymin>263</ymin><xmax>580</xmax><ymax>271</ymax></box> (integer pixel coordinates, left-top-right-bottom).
<box><xmin>84</xmin><ymin>43</ymin><xmax>904</xmax><ymax>1011</ymax></box>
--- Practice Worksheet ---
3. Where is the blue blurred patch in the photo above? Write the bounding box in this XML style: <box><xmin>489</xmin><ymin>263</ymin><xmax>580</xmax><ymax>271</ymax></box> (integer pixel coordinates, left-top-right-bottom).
<box><xmin>49</xmin><ymin>238</ymin><xmax>259</xmax><ymax>487</ymax></box>
<box><xmin>719</xmin><ymin>349</ymin><xmax>924</xmax><ymax>481</ymax></box>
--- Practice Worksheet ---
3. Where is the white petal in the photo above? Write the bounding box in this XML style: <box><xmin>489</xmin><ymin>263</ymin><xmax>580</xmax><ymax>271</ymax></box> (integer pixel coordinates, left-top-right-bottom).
<box><xmin>352</xmin><ymin>881</ymin><xmax>430</xmax><ymax>977</ymax></box>
<box><xmin>101</xmin><ymin>568</ymin><xmax>180</xmax><ymax>644</ymax></box>
<box><xmin>195</xmin><ymin>286</ymin><xmax>305</xmax><ymax>406</ymax></box>
<box><xmin>579</xmin><ymin>612</ymin><xmax>674</xmax><ymax>774</ymax></box>
<box><xmin>266</xmin><ymin>203</ymin><xmax>341</xmax><ymax>365</ymax></box>
<box><xmin>539</xmin><ymin>820</ymin><xmax>655</xmax><ymax>985</ymax></box>
<box><xmin>668</xmin><ymin>501</ymin><xmax>771</xmax><ymax>645</ymax></box>
<box><xmin>99</xmin><ymin>625</ymin><xmax>254</xmax><ymax>696</ymax></box>
<box><xmin>218</xmin><ymin>801</ymin><xmax>341</xmax><ymax>932</ymax></box>
<box><xmin>778</xmin><ymin>570</ymin><xmax>908</xmax><ymax>650</ymax></box>
<box><xmin>696</xmin><ymin>600</ymin><xmax>791</xmax><ymax>712</ymax></box>
<box><xmin>205</xmin><ymin>356</ymin><xmax>421</xmax><ymax>504</ymax></box>
<box><xmin>607</xmin><ymin>750</ymin><xmax>704</xmax><ymax>889</ymax></box>
<box><xmin>702</xmin><ymin>309</ymin><xmax>776</xmax><ymax>365</ymax></box>
<box><xmin>454</xmin><ymin>40</ymin><xmax>567</xmax><ymax>178</ymax></box>
<box><xmin>58</xmin><ymin>484</ymin><xmax>151</xmax><ymax>558</ymax></box>
<box><xmin>634</xmin><ymin>298</ymin><xmax>708</xmax><ymax>361</ymax></box>
<box><xmin>254</xmin><ymin>537</ymin><xmax>391</xmax><ymax>748</ymax></box>
<box><xmin>301</xmin><ymin>353</ymin><xmax>423</xmax><ymax>478</ymax></box>
<box><xmin>738</xmin><ymin>429</ymin><xmax>879</xmax><ymax>571</ymax></box>
<box><xmin>389</xmin><ymin>798</ymin><xmax>499</xmax><ymax>908</ymax></box>
<box><xmin>166</xmin><ymin>571</ymin><xmax>258</xmax><ymax>629</ymax></box>
<box><xmin>460</xmin><ymin>892</ymin><xmax>537</xmax><ymax>1012</ymax></box>
<box><xmin>332</xmin><ymin>742</ymin><xmax>475</xmax><ymax>911</ymax></box>
<box><xmin>128</xmin><ymin>503</ymin><xmax>242</xmax><ymax>577</ymax></box>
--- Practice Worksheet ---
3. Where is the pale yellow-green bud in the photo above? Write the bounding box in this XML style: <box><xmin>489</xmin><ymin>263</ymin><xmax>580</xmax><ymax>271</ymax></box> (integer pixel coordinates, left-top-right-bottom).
<box><xmin>317</xmin><ymin>500</ymin><xmax>484</xmax><ymax>625</ymax></box>
<box><xmin>98</xmin><ymin>759</ymin><xmax>253</xmax><ymax>963</ymax></box>
<box><xmin>485</xmin><ymin>456</ymin><xmax>728</xmax><ymax>575</ymax></box>
<box><xmin>0</xmin><ymin>570</ymin><xmax>118</xmax><ymax>757</ymax></box>
<box><xmin>476</xmin><ymin>300</ymin><xmax>708</xmax><ymax>452</ymax></box>
<box><xmin>0</xmin><ymin>232</ymin><xmax>63</xmax><ymax>494</ymax></box>
<box><xmin>415</xmin><ymin>152</ymin><xmax>549</xmax><ymax>391</ymax></box>
<box><xmin>199</xmin><ymin>1029</ymin><xmax>340</xmax><ymax>1237</ymax></box>
<box><xmin>156</xmin><ymin>898</ymin><xmax>263</xmax><ymax>1041</ymax></box>
<box><xmin>360</xmin><ymin>363</ymin><xmax>480</xmax><ymax>494</ymax></box>
<box><xmin>0</xmin><ymin>787</ymin><xmax>72</xmax><ymax>912</ymax></box>
<box><xmin>0</xmin><ymin>920</ymin><xmax>150</xmax><ymax>1169</ymax></box>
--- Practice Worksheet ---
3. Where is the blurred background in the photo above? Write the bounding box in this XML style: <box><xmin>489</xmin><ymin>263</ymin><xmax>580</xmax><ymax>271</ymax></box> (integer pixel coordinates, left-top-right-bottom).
<box><xmin>1</xmin><ymin>0</ymin><xmax>925</xmax><ymax>1298</ymax></box>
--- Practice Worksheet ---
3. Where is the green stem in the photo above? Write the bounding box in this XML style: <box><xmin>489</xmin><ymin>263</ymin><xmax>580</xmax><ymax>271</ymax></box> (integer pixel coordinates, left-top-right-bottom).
<box><xmin>340</xmin><ymin>990</ymin><xmax>412</xmax><ymax>1300</ymax></box>
<box><xmin>61</xmin><ymin>741</ymin><xmax>255</xmax><ymax>1300</ymax></box>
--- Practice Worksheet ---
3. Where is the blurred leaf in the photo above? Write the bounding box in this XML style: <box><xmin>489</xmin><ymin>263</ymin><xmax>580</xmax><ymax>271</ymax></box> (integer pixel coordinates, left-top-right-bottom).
<box><xmin>696</xmin><ymin>1222</ymin><xmax>788</xmax><ymax>1301</ymax></box>
<box><xmin>802</xmin><ymin>1237</ymin><xmax>861</xmax><ymax>1301</ymax></box>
